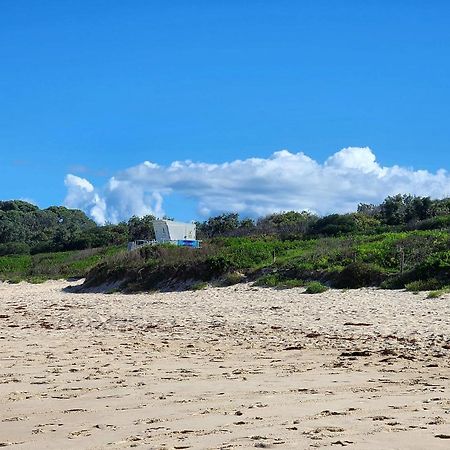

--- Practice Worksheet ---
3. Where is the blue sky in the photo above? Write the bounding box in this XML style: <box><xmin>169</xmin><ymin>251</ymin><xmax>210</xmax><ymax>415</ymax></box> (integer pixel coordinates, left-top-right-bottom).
<box><xmin>1</xmin><ymin>1</ymin><xmax>450</xmax><ymax>222</ymax></box>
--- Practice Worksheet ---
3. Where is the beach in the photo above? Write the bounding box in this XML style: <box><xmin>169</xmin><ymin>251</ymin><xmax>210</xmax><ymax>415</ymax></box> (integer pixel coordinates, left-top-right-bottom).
<box><xmin>0</xmin><ymin>280</ymin><xmax>449</xmax><ymax>449</ymax></box>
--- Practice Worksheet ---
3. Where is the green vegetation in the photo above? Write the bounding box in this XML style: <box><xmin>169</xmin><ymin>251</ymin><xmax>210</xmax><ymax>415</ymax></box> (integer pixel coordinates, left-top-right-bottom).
<box><xmin>77</xmin><ymin>227</ymin><xmax>449</xmax><ymax>292</ymax></box>
<box><xmin>255</xmin><ymin>273</ymin><xmax>283</xmax><ymax>287</ymax></box>
<box><xmin>194</xmin><ymin>195</ymin><xmax>450</xmax><ymax>239</ymax></box>
<box><xmin>0</xmin><ymin>200</ymin><xmax>156</xmax><ymax>255</ymax></box>
<box><xmin>0</xmin><ymin>247</ymin><xmax>121</xmax><ymax>282</ymax></box>
<box><xmin>255</xmin><ymin>273</ymin><xmax>304</xmax><ymax>289</ymax></box>
<box><xmin>191</xmin><ymin>282</ymin><xmax>208</xmax><ymax>291</ymax></box>
<box><xmin>304</xmin><ymin>281</ymin><xmax>329</xmax><ymax>294</ymax></box>
<box><xmin>427</xmin><ymin>287</ymin><xmax>450</xmax><ymax>299</ymax></box>
<box><xmin>0</xmin><ymin>195</ymin><xmax>448</xmax><ymax>291</ymax></box>
<box><xmin>405</xmin><ymin>279</ymin><xmax>441</xmax><ymax>292</ymax></box>
<box><xmin>223</xmin><ymin>272</ymin><xmax>245</xmax><ymax>286</ymax></box>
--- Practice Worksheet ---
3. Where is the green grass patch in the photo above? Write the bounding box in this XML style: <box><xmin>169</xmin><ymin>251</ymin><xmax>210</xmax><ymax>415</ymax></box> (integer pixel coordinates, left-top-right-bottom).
<box><xmin>191</xmin><ymin>281</ymin><xmax>208</xmax><ymax>291</ymax></box>
<box><xmin>0</xmin><ymin>246</ymin><xmax>122</xmax><ymax>282</ymax></box>
<box><xmin>0</xmin><ymin>255</ymin><xmax>32</xmax><ymax>280</ymax></box>
<box><xmin>255</xmin><ymin>274</ymin><xmax>305</xmax><ymax>289</ymax></box>
<box><xmin>405</xmin><ymin>279</ymin><xmax>442</xmax><ymax>292</ymax></box>
<box><xmin>427</xmin><ymin>287</ymin><xmax>450</xmax><ymax>298</ymax></box>
<box><xmin>304</xmin><ymin>281</ymin><xmax>328</xmax><ymax>294</ymax></box>
<box><xmin>280</xmin><ymin>279</ymin><xmax>305</xmax><ymax>289</ymax></box>
<box><xmin>255</xmin><ymin>274</ymin><xmax>281</xmax><ymax>287</ymax></box>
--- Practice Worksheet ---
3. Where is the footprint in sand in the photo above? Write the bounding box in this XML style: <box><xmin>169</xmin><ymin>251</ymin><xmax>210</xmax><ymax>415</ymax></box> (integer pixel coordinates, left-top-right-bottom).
<box><xmin>68</xmin><ymin>429</ymin><xmax>91</xmax><ymax>439</ymax></box>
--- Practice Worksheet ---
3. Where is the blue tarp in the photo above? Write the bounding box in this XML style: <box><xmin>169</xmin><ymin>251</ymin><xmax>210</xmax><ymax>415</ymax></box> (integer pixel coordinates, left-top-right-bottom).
<box><xmin>177</xmin><ymin>240</ymin><xmax>201</xmax><ymax>248</ymax></box>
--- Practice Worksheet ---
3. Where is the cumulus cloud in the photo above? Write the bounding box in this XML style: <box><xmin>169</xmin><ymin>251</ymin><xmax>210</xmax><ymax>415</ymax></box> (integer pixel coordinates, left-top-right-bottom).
<box><xmin>64</xmin><ymin>174</ymin><xmax>107</xmax><ymax>224</ymax></box>
<box><xmin>64</xmin><ymin>147</ymin><xmax>450</xmax><ymax>224</ymax></box>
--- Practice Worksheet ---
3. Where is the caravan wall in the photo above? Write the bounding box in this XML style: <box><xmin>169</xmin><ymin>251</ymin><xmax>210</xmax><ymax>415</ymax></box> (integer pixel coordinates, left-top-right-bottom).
<box><xmin>152</xmin><ymin>220</ymin><xmax>196</xmax><ymax>242</ymax></box>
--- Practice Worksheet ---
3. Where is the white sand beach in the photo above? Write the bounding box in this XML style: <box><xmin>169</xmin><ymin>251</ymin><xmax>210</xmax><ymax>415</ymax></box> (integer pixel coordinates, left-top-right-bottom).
<box><xmin>0</xmin><ymin>280</ymin><xmax>449</xmax><ymax>449</ymax></box>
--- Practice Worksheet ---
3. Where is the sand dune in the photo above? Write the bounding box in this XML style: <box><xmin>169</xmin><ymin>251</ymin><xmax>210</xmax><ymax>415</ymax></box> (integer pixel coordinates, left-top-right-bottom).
<box><xmin>0</xmin><ymin>280</ymin><xmax>449</xmax><ymax>449</ymax></box>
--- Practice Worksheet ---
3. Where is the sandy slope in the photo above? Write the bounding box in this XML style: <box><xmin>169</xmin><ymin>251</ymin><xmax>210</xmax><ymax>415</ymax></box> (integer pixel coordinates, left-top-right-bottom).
<box><xmin>0</xmin><ymin>280</ymin><xmax>449</xmax><ymax>449</ymax></box>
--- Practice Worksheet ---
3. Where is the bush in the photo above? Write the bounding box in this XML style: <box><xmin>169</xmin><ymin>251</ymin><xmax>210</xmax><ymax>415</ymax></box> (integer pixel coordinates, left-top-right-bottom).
<box><xmin>311</xmin><ymin>214</ymin><xmax>358</xmax><ymax>237</ymax></box>
<box><xmin>280</xmin><ymin>279</ymin><xmax>305</xmax><ymax>289</ymax></box>
<box><xmin>223</xmin><ymin>272</ymin><xmax>245</xmax><ymax>286</ymax></box>
<box><xmin>427</xmin><ymin>288</ymin><xmax>450</xmax><ymax>299</ymax></box>
<box><xmin>205</xmin><ymin>255</ymin><xmax>233</xmax><ymax>275</ymax></box>
<box><xmin>191</xmin><ymin>282</ymin><xmax>208</xmax><ymax>291</ymax></box>
<box><xmin>413</xmin><ymin>215</ymin><xmax>450</xmax><ymax>231</ymax></box>
<box><xmin>255</xmin><ymin>274</ymin><xmax>281</xmax><ymax>287</ymax></box>
<box><xmin>7</xmin><ymin>277</ymin><xmax>22</xmax><ymax>284</ymax></box>
<box><xmin>28</xmin><ymin>276</ymin><xmax>47</xmax><ymax>284</ymax></box>
<box><xmin>405</xmin><ymin>279</ymin><xmax>442</xmax><ymax>292</ymax></box>
<box><xmin>255</xmin><ymin>273</ymin><xmax>305</xmax><ymax>289</ymax></box>
<box><xmin>305</xmin><ymin>281</ymin><xmax>328</xmax><ymax>294</ymax></box>
<box><xmin>333</xmin><ymin>262</ymin><xmax>386</xmax><ymax>288</ymax></box>
<box><xmin>0</xmin><ymin>242</ymin><xmax>31</xmax><ymax>256</ymax></box>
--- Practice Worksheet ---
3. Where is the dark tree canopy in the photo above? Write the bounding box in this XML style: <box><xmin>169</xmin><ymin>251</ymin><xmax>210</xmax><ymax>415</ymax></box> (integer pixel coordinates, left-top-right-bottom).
<box><xmin>127</xmin><ymin>215</ymin><xmax>156</xmax><ymax>241</ymax></box>
<box><xmin>0</xmin><ymin>201</ymin><xmax>119</xmax><ymax>255</ymax></box>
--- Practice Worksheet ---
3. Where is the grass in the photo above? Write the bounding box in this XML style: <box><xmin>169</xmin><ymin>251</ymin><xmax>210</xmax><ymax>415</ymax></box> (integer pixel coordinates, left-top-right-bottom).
<box><xmin>304</xmin><ymin>281</ymin><xmax>328</xmax><ymax>294</ymax></box>
<box><xmin>0</xmin><ymin>255</ymin><xmax>32</xmax><ymax>278</ymax></box>
<box><xmin>254</xmin><ymin>274</ymin><xmax>282</xmax><ymax>287</ymax></box>
<box><xmin>427</xmin><ymin>287</ymin><xmax>450</xmax><ymax>299</ymax></box>
<box><xmin>255</xmin><ymin>273</ymin><xmax>304</xmax><ymax>289</ymax></box>
<box><xmin>280</xmin><ymin>279</ymin><xmax>305</xmax><ymax>289</ymax></box>
<box><xmin>27</xmin><ymin>276</ymin><xmax>47</xmax><ymax>284</ymax></box>
<box><xmin>405</xmin><ymin>279</ymin><xmax>442</xmax><ymax>292</ymax></box>
<box><xmin>0</xmin><ymin>246</ymin><xmax>122</xmax><ymax>282</ymax></box>
<box><xmin>191</xmin><ymin>282</ymin><xmax>208</xmax><ymax>291</ymax></box>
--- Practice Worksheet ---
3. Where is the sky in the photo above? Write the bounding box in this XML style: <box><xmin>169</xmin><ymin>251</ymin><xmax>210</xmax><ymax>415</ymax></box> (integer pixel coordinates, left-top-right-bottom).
<box><xmin>1</xmin><ymin>0</ymin><xmax>450</xmax><ymax>223</ymax></box>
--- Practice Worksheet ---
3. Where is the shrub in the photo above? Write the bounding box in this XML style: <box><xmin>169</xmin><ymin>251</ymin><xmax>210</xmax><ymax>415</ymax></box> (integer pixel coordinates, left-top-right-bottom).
<box><xmin>422</xmin><ymin>250</ymin><xmax>450</xmax><ymax>271</ymax></box>
<box><xmin>427</xmin><ymin>291</ymin><xmax>440</xmax><ymax>299</ymax></box>
<box><xmin>7</xmin><ymin>277</ymin><xmax>22</xmax><ymax>284</ymax></box>
<box><xmin>280</xmin><ymin>278</ymin><xmax>305</xmax><ymax>289</ymax></box>
<box><xmin>333</xmin><ymin>262</ymin><xmax>385</xmax><ymax>288</ymax></box>
<box><xmin>311</xmin><ymin>214</ymin><xmax>358</xmax><ymax>237</ymax></box>
<box><xmin>205</xmin><ymin>255</ymin><xmax>233</xmax><ymax>275</ymax></box>
<box><xmin>28</xmin><ymin>276</ymin><xmax>47</xmax><ymax>284</ymax></box>
<box><xmin>405</xmin><ymin>279</ymin><xmax>442</xmax><ymax>292</ymax></box>
<box><xmin>380</xmin><ymin>277</ymin><xmax>400</xmax><ymax>289</ymax></box>
<box><xmin>255</xmin><ymin>274</ymin><xmax>281</xmax><ymax>287</ymax></box>
<box><xmin>413</xmin><ymin>215</ymin><xmax>450</xmax><ymax>231</ymax></box>
<box><xmin>223</xmin><ymin>272</ymin><xmax>245</xmax><ymax>286</ymax></box>
<box><xmin>191</xmin><ymin>282</ymin><xmax>208</xmax><ymax>291</ymax></box>
<box><xmin>427</xmin><ymin>288</ymin><xmax>450</xmax><ymax>299</ymax></box>
<box><xmin>255</xmin><ymin>273</ymin><xmax>305</xmax><ymax>289</ymax></box>
<box><xmin>304</xmin><ymin>281</ymin><xmax>328</xmax><ymax>294</ymax></box>
<box><xmin>0</xmin><ymin>242</ymin><xmax>31</xmax><ymax>256</ymax></box>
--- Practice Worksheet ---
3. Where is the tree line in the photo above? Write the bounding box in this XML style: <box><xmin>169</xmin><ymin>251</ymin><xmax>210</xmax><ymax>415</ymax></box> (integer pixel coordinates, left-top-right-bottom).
<box><xmin>195</xmin><ymin>194</ymin><xmax>450</xmax><ymax>239</ymax></box>
<box><xmin>1</xmin><ymin>194</ymin><xmax>449</xmax><ymax>256</ymax></box>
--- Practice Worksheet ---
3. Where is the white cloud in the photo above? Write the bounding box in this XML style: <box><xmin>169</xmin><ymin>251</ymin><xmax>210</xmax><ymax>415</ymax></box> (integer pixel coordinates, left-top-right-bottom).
<box><xmin>63</xmin><ymin>147</ymin><xmax>450</xmax><ymax>224</ymax></box>
<box><xmin>64</xmin><ymin>174</ymin><xmax>106</xmax><ymax>224</ymax></box>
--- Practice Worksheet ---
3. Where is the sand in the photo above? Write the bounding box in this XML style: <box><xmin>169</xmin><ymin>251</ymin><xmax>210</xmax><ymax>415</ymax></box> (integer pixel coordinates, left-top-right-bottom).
<box><xmin>0</xmin><ymin>280</ymin><xmax>449</xmax><ymax>449</ymax></box>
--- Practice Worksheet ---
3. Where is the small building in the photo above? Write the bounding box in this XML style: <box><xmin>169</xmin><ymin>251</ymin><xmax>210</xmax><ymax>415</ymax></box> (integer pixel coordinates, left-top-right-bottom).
<box><xmin>152</xmin><ymin>220</ymin><xmax>196</xmax><ymax>242</ymax></box>
<box><xmin>127</xmin><ymin>219</ymin><xmax>200</xmax><ymax>251</ymax></box>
